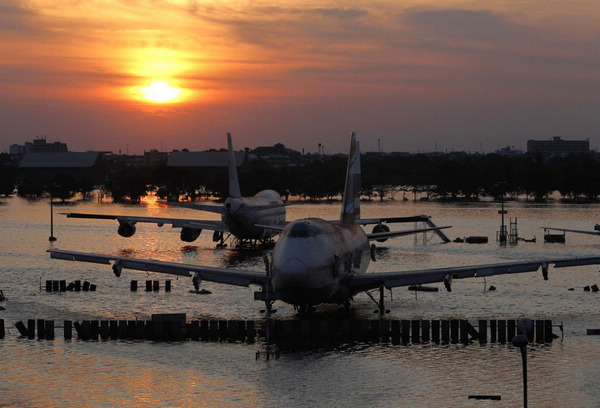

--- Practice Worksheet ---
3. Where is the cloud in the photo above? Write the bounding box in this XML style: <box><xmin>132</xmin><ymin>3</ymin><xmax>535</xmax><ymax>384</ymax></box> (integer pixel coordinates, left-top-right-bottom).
<box><xmin>0</xmin><ymin>1</ymin><xmax>40</xmax><ymax>34</ymax></box>
<box><xmin>401</xmin><ymin>8</ymin><xmax>530</xmax><ymax>43</ymax></box>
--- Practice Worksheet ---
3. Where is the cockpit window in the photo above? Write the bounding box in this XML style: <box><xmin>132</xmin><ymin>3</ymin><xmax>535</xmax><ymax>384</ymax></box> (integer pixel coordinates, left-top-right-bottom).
<box><xmin>285</xmin><ymin>221</ymin><xmax>320</xmax><ymax>238</ymax></box>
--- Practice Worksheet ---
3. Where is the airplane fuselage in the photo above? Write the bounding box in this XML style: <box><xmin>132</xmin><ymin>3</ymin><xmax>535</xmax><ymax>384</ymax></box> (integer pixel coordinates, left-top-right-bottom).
<box><xmin>270</xmin><ymin>218</ymin><xmax>371</xmax><ymax>307</ymax></box>
<box><xmin>223</xmin><ymin>189</ymin><xmax>285</xmax><ymax>241</ymax></box>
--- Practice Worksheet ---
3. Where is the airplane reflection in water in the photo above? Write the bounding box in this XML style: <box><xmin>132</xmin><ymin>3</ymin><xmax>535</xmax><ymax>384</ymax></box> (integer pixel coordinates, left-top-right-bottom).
<box><xmin>48</xmin><ymin>133</ymin><xmax>600</xmax><ymax>318</ymax></box>
<box><xmin>62</xmin><ymin>132</ymin><xmax>447</xmax><ymax>249</ymax></box>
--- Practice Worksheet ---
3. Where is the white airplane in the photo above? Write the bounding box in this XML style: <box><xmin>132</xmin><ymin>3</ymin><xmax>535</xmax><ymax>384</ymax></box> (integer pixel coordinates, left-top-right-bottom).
<box><xmin>63</xmin><ymin>133</ymin><xmax>287</xmax><ymax>248</ymax></box>
<box><xmin>542</xmin><ymin>224</ymin><xmax>600</xmax><ymax>236</ymax></box>
<box><xmin>49</xmin><ymin>133</ymin><xmax>600</xmax><ymax>317</ymax></box>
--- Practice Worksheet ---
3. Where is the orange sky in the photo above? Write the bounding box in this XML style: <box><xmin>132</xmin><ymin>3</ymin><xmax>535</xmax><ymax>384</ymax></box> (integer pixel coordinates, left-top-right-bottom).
<box><xmin>1</xmin><ymin>0</ymin><xmax>599</xmax><ymax>154</ymax></box>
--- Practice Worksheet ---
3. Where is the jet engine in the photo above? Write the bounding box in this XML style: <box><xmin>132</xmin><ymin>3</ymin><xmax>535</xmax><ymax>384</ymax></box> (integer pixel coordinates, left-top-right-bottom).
<box><xmin>118</xmin><ymin>222</ymin><xmax>136</xmax><ymax>237</ymax></box>
<box><xmin>112</xmin><ymin>259</ymin><xmax>122</xmax><ymax>277</ymax></box>
<box><xmin>372</xmin><ymin>223</ymin><xmax>390</xmax><ymax>242</ymax></box>
<box><xmin>180</xmin><ymin>227</ymin><xmax>201</xmax><ymax>242</ymax></box>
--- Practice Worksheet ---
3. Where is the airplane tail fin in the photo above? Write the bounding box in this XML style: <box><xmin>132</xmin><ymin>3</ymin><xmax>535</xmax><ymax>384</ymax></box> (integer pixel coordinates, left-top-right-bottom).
<box><xmin>227</xmin><ymin>132</ymin><xmax>242</xmax><ymax>198</ymax></box>
<box><xmin>340</xmin><ymin>132</ymin><xmax>361</xmax><ymax>223</ymax></box>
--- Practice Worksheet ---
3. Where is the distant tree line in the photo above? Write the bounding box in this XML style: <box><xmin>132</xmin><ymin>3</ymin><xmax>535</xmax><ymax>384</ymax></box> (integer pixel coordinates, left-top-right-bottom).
<box><xmin>4</xmin><ymin>151</ymin><xmax>600</xmax><ymax>203</ymax></box>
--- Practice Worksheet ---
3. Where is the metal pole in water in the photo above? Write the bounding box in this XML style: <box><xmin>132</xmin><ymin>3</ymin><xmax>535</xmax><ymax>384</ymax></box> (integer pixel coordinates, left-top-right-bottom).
<box><xmin>513</xmin><ymin>318</ymin><xmax>532</xmax><ymax>408</ymax></box>
<box><xmin>49</xmin><ymin>192</ymin><xmax>57</xmax><ymax>241</ymax></box>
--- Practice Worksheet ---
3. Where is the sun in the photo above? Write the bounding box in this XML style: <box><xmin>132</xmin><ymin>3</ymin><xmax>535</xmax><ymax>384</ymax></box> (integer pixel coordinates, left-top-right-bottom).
<box><xmin>140</xmin><ymin>81</ymin><xmax>180</xmax><ymax>103</ymax></box>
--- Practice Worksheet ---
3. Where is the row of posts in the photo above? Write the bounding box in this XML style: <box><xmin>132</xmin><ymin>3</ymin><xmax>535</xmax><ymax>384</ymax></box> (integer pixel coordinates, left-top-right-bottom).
<box><xmin>45</xmin><ymin>280</ymin><xmax>96</xmax><ymax>292</ymax></box>
<box><xmin>5</xmin><ymin>318</ymin><xmax>554</xmax><ymax>345</ymax></box>
<box><xmin>44</xmin><ymin>280</ymin><xmax>172</xmax><ymax>292</ymax></box>
<box><xmin>130</xmin><ymin>280</ymin><xmax>171</xmax><ymax>292</ymax></box>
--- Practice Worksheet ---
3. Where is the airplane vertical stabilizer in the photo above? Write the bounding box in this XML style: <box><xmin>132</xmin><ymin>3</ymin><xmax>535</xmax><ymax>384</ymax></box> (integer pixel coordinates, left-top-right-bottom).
<box><xmin>227</xmin><ymin>132</ymin><xmax>242</xmax><ymax>198</ymax></box>
<box><xmin>341</xmin><ymin>132</ymin><xmax>361</xmax><ymax>223</ymax></box>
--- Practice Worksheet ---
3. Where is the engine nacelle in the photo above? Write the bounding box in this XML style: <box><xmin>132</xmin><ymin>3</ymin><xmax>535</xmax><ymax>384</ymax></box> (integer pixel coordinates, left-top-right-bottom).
<box><xmin>181</xmin><ymin>227</ymin><xmax>201</xmax><ymax>242</ymax></box>
<box><xmin>372</xmin><ymin>223</ymin><xmax>390</xmax><ymax>242</ymax></box>
<box><xmin>118</xmin><ymin>222</ymin><xmax>136</xmax><ymax>238</ymax></box>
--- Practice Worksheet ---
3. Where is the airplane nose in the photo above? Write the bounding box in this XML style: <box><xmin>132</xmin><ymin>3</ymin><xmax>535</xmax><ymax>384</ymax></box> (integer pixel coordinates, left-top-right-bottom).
<box><xmin>278</xmin><ymin>258</ymin><xmax>308</xmax><ymax>288</ymax></box>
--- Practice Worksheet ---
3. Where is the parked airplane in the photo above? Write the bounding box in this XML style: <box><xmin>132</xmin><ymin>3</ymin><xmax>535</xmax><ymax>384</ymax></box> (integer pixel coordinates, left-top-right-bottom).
<box><xmin>63</xmin><ymin>132</ymin><xmax>450</xmax><ymax>248</ymax></box>
<box><xmin>49</xmin><ymin>133</ymin><xmax>600</xmax><ymax>317</ymax></box>
<box><xmin>542</xmin><ymin>224</ymin><xmax>600</xmax><ymax>236</ymax></box>
<box><xmin>63</xmin><ymin>133</ymin><xmax>287</xmax><ymax>248</ymax></box>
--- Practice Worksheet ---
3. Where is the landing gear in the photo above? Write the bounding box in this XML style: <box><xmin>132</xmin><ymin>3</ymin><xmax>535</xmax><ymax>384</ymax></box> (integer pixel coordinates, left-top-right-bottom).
<box><xmin>366</xmin><ymin>286</ymin><xmax>390</xmax><ymax>315</ymax></box>
<box><xmin>213</xmin><ymin>231</ymin><xmax>228</xmax><ymax>248</ymax></box>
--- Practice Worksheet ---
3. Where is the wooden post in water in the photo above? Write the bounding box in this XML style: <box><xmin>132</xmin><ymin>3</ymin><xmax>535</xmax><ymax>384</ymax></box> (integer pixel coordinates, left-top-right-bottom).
<box><xmin>460</xmin><ymin>320</ymin><xmax>473</xmax><ymax>344</ymax></box>
<box><xmin>64</xmin><ymin>320</ymin><xmax>72</xmax><ymax>339</ymax></box>
<box><xmin>90</xmin><ymin>321</ymin><xmax>99</xmax><ymax>340</ymax></box>
<box><xmin>37</xmin><ymin>319</ymin><xmax>45</xmax><ymax>340</ymax></box>
<box><xmin>401</xmin><ymin>320</ymin><xmax>410</xmax><ymax>344</ymax></box>
<box><xmin>450</xmin><ymin>320</ymin><xmax>459</xmax><ymax>343</ymax></box>
<box><xmin>478</xmin><ymin>320</ymin><xmax>487</xmax><ymax>344</ymax></box>
<box><xmin>190</xmin><ymin>321</ymin><xmax>200</xmax><ymax>340</ymax></box>
<box><xmin>118</xmin><ymin>320</ymin><xmax>128</xmax><ymax>339</ymax></box>
<box><xmin>507</xmin><ymin>320</ymin><xmax>516</xmax><ymax>341</ymax></box>
<box><xmin>15</xmin><ymin>321</ymin><xmax>28</xmax><ymax>337</ymax></box>
<box><xmin>45</xmin><ymin>320</ymin><xmax>54</xmax><ymax>340</ymax></box>
<box><xmin>246</xmin><ymin>321</ymin><xmax>255</xmax><ymax>343</ymax></box>
<box><xmin>136</xmin><ymin>321</ymin><xmax>146</xmax><ymax>339</ymax></box>
<box><xmin>200</xmin><ymin>320</ymin><xmax>209</xmax><ymax>341</ymax></box>
<box><xmin>441</xmin><ymin>320</ymin><xmax>450</xmax><ymax>343</ymax></box>
<box><xmin>431</xmin><ymin>320</ymin><xmax>440</xmax><ymax>343</ymax></box>
<box><xmin>27</xmin><ymin>319</ymin><xmax>35</xmax><ymax>339</ymax></box>
<box><xmin>80</xmin><ymin>321</ymin><xmax>91</xmax><ymax>340</ymax></box>
<box><xmin>544</xmin><ymin>320</ymin><xmax>553</xmax><ymax>343</ymax></box>
<box><xmin>390</xmin><ymin>320</ymin><xmax>401</xmax><ymax>345</ymax></box>
<box><xmin>498</xmin><ymin>320</ymin><xmax>506</xmax><ymax>344</ymax></box>
<box><xmin>100</xmin><ymin>320</ymin><xmax>109</xmax><ymax>340</ymax></box>
<box><xmin>380</xmin><ymin>319</ymin><xmax>390</xmax><ymax>343</ymax></box>
<box><xmin>421</xmin><ymin>320</ymin><xmax>430</xmax><ymax>343</ymax></box>
<box><xmin>411</xmin><ymin>320</ymin><xmax>421</xmax><ymax>344</ymax></box>
<box><xmin>208</xmin><ymin>320</ymin><xmax>218</xmax><ymax>340</ymax></box>
<box><xmin>109</xmin><ymin>320</ymin><xmax>118</xmax><ymax>339</ymax></box>
<box><xmin>370</xmin><ymin>320</ymin><xmax>380</xmax><ymax>343</ymax></box>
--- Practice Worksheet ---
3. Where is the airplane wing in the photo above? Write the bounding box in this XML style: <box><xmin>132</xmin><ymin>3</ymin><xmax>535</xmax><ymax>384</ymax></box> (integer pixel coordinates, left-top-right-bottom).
<box><xmin>366</xmin><ymin>226</ymin><xmax>451</xmax><ymax>241</ymax></box>
<box><xmin>357</xmin><ymin>215</ymin><xmax>434</xmax><ymax>225</ymax></box>
<box><xmin>62</xmin><ymin>212</ymin><xmax>229</xmax><ymax>233</ymax></box>
<box><xmin>166</xmin><ymin>201</ymin><xmax>224</xmax><ymax>214</ymax></box>
<box><xmin>253</xmin><ymin>224</ymin><xmax>451</xmax><ymax>240</ymax></box>
<box><xmin>47</xmin><ymin>249</ymin><xmax>269</xmax><ymax>287</ymax></box>
<box><xmin>348</xmin><ymin>256</ymin><xmax>600</xmax><ymax>293</ymax></box>
<box><xmin>542</xmin><ymin>226</ymin><xmax>600</xmax><ymax>236</ymax></box>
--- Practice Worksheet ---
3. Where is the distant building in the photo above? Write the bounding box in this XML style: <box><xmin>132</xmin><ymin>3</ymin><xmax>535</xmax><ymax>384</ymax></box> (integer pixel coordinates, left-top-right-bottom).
<box><xmin>251</xmin><ymin>143</ymin><xmax>304</xmax><ymax>168</ymax></box>
<box><xmin>167</xmin><ymin>150</ymin><xmax>251</xmax><ymax>174</ymax></box>
<box><xmin>10</xmin><ymin>137</ymin><xmax>68</xmax><ymax>157</ymax></box>
<box><xmin>143</xmin><ymin>150</ymin><xmax>169</xmax><ymax>167</ymax></box>
<box><xmin>527</xmin><ymin>136</ymin><xmax>589</xmax><ymax>158</ymax></box>
<box><xmin>17</xmin><ymin>151</ymin><xmax>105</xmax><ymax>185</ymax></box>
<box><xmin>495</xmin><ymin>146</ymin><xmax>524</xmax><ymax>157</ymax></box>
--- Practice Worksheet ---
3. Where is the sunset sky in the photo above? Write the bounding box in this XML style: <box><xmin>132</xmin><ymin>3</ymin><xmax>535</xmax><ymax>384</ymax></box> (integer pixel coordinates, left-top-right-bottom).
<box><xmin>1</xmin><ymin>1</ymin><xmax>599</xmax><ymax>154</ymax></box>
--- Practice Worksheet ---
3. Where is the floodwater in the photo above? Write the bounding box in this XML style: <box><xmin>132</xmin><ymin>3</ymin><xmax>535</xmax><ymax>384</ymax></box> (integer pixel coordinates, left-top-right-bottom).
<box><xmin>1</xmin><ymin>195</ymin><xmax>600</xmax><ymax>407</ymax></box>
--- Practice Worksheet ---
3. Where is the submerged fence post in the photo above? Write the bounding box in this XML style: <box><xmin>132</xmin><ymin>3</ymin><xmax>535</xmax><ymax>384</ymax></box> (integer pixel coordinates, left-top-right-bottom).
<box><xmin>64</xmin><ymin>320</ymin><xmax>72</xmax><ymax>339</ymax></box>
